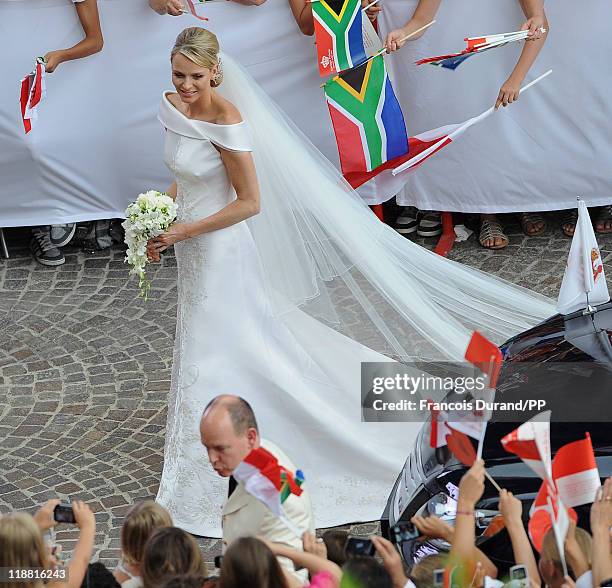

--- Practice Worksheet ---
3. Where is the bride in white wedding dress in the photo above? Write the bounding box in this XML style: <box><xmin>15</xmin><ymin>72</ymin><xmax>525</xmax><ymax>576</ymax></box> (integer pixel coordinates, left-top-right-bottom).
<box><xmin>148</xmin><ymin>27</ymin><xmax>555</xmax><ymax>537</ymax></box>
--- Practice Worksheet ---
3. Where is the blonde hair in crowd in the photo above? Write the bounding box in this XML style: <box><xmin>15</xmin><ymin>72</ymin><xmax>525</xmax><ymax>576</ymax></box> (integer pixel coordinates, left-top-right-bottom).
<box><xmin>410</xmin><ymin>553</ymin><xmax>448</xmax><ymax>588</ymax></box>
<box><xmin>171</xmin><ymin>27</ymin><xmax>223</xmax><ymax>87</ymax></box>
<box><xmin>0</xmin><ymin>512</ymin><xmax>49</xmax><ymax>588</ymax></box>
<box><xmin>541</xmin><ymin>526</ymin><xmax>592</xmax><ymax>567</ymax></box>
<box><xmin>121</xmin><ymin>501</ymin><xmax>173</xmax><ymax>566</ymax></box>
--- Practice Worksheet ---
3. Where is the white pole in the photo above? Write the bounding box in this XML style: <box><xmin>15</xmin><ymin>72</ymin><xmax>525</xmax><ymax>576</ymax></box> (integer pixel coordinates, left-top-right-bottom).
<box><xmin>519</xmin><ymin>69</ymin><xmax>553</xmax><ymax>95</ymax></box>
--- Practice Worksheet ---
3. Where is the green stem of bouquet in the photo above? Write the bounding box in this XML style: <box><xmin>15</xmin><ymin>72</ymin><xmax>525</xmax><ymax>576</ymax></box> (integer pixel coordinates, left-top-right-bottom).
<box><xmin>139</xmin><ymin>275</ymin><xmax>152</xmax><ymax>301</ymax></box>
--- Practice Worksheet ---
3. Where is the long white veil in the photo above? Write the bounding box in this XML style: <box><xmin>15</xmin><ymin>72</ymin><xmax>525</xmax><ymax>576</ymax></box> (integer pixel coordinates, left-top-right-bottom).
<box><xmin>217</xmin><ymin>52</ymin><xmax>555</xmax><ymax>363</ymax></box>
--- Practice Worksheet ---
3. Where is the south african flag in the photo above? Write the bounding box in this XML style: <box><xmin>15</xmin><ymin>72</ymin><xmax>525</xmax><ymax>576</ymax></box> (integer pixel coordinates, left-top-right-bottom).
<box><xmin>312</xmin><ymin>0</ymin><xmax>379</xmax><ymax>77</ymax></box>
<box><xmin>324</xmin><ymin>54</ymin><xmax>409</xmax><ymax>179</ymax></box>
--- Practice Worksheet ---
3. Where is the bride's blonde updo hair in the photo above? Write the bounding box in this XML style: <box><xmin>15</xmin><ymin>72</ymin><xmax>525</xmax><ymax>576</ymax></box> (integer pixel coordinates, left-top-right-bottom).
<box><xmin>171</xmin><ymin>27</ymin><xmax>223</xmax><ymax>87</ymax></box>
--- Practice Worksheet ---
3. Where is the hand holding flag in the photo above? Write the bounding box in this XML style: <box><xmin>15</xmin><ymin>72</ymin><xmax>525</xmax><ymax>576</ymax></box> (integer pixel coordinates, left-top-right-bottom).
<box><xmin>181</xmin><ymin>0</ymin><xmax>209</xmax><ymax>21</ymax></box>
<box><xmin>19</xmin><ymin>58</ymin><xmax>47</xmax><ymax>134</ymax></box>
<box><xmin>232</xmin><ymin>447</ymin><xmax>305</xmax><ymax>537</ymax></box>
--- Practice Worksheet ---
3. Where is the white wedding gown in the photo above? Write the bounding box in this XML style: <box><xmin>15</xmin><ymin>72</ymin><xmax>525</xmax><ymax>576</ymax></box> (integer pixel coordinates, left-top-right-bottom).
<box><xmin>156</xmin><ymin>55</ymin><xmax>556</xmax><ymax>537</ymax></box>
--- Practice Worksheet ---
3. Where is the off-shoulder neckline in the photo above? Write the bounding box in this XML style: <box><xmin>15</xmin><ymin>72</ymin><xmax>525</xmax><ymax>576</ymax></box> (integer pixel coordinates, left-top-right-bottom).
<box><xmin>163</xmin><ymin>92</ymin><xmax>245</xmax><ymax>127</ymax></box>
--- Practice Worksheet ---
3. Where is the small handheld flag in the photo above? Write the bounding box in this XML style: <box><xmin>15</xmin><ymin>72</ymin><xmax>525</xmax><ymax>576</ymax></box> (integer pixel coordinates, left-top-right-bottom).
<box><xmin>501</xmin><ymin>410</ymin><xmax>553</xmax><ymax>484</ymax></box>
<box><xmin>417</xmin><ymin>30</ymin><xmax>531</xmax><ymax>71</ymax></box>
<box><xmin>182</xmin><ymin>0</ymin><xmax>208</xmax><ymax>21</ymax></box>
<box><xmin>324</xmin><ymin>54</ymin><xmax>408</xmax><ymax>177</ymax></box>
<box><xmin>233</xmin><ymin>447</ymin><xmax>304</xmax><ymax>517</ymax></box>
<box><xmin>312</xmin><ymin>0</ymin><xmax>382</xmax><ymax>77</ymax></box>
<box><xmin>19</xmin><ymin>58</ymin><xmax>46</xmax><ymax>134</ymax></box>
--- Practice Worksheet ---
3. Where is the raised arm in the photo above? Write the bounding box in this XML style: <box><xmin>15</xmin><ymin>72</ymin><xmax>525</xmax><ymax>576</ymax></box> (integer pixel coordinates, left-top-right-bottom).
<box><xmin>48</xmin><ymin>501</ymin><xmax>96</xmax><ymax>588</ymax></box>
<box><xmin>449</xmin><ymin>461</ymin><xmax>485</xmax><ymax>565</ymax></box>
<box><xmin>498</xmin><ymin>490</ymin><xmax>541</xmax><ymax>588</ymax></box>
<box><xmin>267</xmin><ymin>541</ymin><xmax>342</xmax><ymax>582</ymax></box>
<box><xmin>44</xmin><ymin>0</ymin><xmax>104</xmax><ymax>73</ymax></box>
<box><xmin>495</xmin><ymin>0</ymin><xmax>548</xmax><ymax>108</ymax></box>
<box><xmin>149</xmin><ymin>0</ymin><xmax>184</xmax><ymax>16</ymax></box>
<box><xmin>590</xmin><ymin>479</ymin><xmax>612</xmax><ymax>588</ymax></box>
<box><xmin>288</xmin><ymin>0</ymin><xmax>315</xmax><ymax>36</ymax></box>
<box><xmin>385</xmin><ymin>0</ymin><xmax>442</xmax><ymax>52</ymax></box>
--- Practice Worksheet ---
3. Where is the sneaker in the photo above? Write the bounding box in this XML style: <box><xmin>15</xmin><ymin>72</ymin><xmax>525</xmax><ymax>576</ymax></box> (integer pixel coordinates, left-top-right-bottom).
<box><xmin>417</xmin><ymin>211</ymin><xmax>442</xmax><ymax>237</ymax></box>
<box><xmin>394</xmin><ymin>206</ymin><xmax>419</xmax><ymax>234</ymax></box>
<box><xmin>30</xmin><ymin>227</ymin><xmax>65</xmax><ymax>266</ymax></box>
<box><xmin>50</xmin><ymin>223</ymin><xmax>76</xmax><ymax>248</ymax></box>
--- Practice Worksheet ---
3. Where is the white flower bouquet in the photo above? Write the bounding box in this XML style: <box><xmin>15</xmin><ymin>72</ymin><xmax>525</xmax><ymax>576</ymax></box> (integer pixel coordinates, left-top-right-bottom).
<box><xmin>122</xmin><ymin>190</ymin><xmax>178</xmax><ymax>300</ymax></box>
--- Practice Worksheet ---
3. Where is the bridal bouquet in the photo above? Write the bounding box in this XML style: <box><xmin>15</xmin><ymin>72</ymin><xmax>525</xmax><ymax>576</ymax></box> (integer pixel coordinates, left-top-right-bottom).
<box><xmin>122</xmin><ymin>190</ymin><xmax>178</xmax><ymax>300</ymax></box>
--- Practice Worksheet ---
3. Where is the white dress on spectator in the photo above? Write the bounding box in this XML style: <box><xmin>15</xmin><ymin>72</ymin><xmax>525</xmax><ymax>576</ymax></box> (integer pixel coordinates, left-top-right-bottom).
<box><xmin>155</xmin><ymin>54</ymin><xmax>555</xmax><ymax>536</ymax></box>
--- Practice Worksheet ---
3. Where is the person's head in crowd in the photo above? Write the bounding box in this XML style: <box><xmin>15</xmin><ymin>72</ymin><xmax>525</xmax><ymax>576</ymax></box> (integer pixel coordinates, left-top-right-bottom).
<box><xmin>341</xmin><ymin>555</ymin><xmax>393</xmax><ymax>588</ymax></box>
<box><xmin>0</xmin><ymin>512</ymin><xmax>49</xmax><ymax>588</ymax></box>
<box><xmin>410</xmin><ymin>554</ymin><xmax>446</xmax><ymax>588</ymax></box>
<box><xmin>121</xmin><ymin>501</ymin><xmax>173</xmax><ymax>570</ymax></box>
<box><xmin>141</xmin><ymin>527</ymin><xmax>205</xmax><ymax>588</ymax></box>
<box><xmin>80</xmin><ymin>563</ymin><xmax>121</xmax><ymax>588</ymax></box>
<box><xmin>219</xmin><ymin>536</ymin><xmax>288</xmax><ymax>588</ymax></box>
<box><xmin>158</xmin><ymin>575</ymin><xmax>209</xmax><ymax>588</ymax></box>
<box><xmin>200</xmin><ymin>395</ymin><xmax>259</xmax><ymax>478</ymax></box>
<box><xmin>539</xmin><ymin>525</ymin><xmax>592</xmax><ymax>587</ymax></box>
<box><xmin>323</xmin><ymin>529</ymin><xmax>349</xmax><ymax>566</ymax></box>
<box><xmin>171</xmin><ymin>27</ymin><xmax>223</xmax><ymax>97</ymax></box>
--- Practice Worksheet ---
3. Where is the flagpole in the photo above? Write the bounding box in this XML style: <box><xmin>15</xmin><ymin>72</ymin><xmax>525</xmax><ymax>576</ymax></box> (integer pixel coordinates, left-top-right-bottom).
<box><xmin>361</xmin><ymin>0</ymin><xmax>380</xmax><ymax>12</ymax></box>
<box><xmin>372</xmin><ymin>19</ymin><xmax>436</xmax><ymax>59</ymax></box>
<box><xmin>484</xmin><ymin>470</ymin><xmax>502</xmax><ymax>492</ymax></box>
<box><xmin>546</xmin><ymin>496</ymin><xmax>569</xmax><ymax>578</ymax></box>
<box><xmin>518</xmin><ymin>69</ymin><xmax>553</xmax><ymax>95</ymax></box>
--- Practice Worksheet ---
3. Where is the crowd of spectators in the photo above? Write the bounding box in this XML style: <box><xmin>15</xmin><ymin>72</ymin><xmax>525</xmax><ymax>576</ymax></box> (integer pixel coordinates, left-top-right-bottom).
<box><xmin>2</xmin><ymin>467</ymin><xmax>610</xmax><ymax>588</ymax></box>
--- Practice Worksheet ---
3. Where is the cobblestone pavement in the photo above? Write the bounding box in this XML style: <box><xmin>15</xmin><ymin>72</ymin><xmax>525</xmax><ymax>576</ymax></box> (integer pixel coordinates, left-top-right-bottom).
<box><xmin>1</xmin><ymin>215</ymin><xmax>611</xmax><ymax>570</ymax></box>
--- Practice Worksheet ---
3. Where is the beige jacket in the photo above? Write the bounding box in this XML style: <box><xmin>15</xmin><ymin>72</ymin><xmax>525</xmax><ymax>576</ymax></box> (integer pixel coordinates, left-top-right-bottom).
<box><xmin>221</xmin><ymin>438</ymin><xmax>315</xmax><ymax>582</ymax></box>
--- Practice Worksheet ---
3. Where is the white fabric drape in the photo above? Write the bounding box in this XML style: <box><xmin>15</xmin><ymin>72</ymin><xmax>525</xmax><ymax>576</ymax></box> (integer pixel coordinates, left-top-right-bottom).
<box><xmin>377</xmin><ymin>0</ymin><xmax>612</xmax><ymax>211</ymax></box>
<box><xmin>1</xmin><ymin>0</ymin><xmax>610</xmax><ymax>226</ymax></box>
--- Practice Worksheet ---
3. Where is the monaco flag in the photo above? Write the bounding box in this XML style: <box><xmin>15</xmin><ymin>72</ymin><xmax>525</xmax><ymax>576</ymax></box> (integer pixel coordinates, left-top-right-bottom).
<box><xmin>551</xmin><ymin>433</ymin><xmax>600</xmax><ymax>507</ymax></box>
<box><xmin>501</xmin><ymin>411</ymin><xmax>552</xmax><ymax>484</ymax></box>
<box><xmin>19</xmin><ymin>59</ymin><xmax>46</xmax><ymax>134</ymax></box>
<box><xmin>528</xmin><ymin>434</ymin><xmax>598</xmax><ymax>551</ymax></box>
<box><xmin>557</xmin><ymin>200</ymin><xmax>610</xmax><ymax>314</ymax></box>
<box><xmin>528</xmin><ymin>480</ymin><xmax>575</xmax><ymax>553</ymax></box>
<box><xmin>232</xmin><ymin>447</ymin><xmax>304</xmax><ymax>518</ymax></box>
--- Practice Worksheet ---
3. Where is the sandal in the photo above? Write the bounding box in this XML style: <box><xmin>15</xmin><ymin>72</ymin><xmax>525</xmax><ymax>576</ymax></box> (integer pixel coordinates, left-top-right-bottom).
<box><xmin>518</xmin><ymin>212</ymin><xmax>546</xmax><ymax>236</ymax></box>
<box><xmin>595</xmin><ymin>205</ymin><xmax>612</xmax><ymax>234</ymax></box>
<box><xmin>560</xmin><ymin>208</ymin><xmax>578</xmax><ymax>237</ymax></box>
<box><xmin>479</xmin><ymin>218</ymin><xmax>509</xmax><ymax>250</ymax></box>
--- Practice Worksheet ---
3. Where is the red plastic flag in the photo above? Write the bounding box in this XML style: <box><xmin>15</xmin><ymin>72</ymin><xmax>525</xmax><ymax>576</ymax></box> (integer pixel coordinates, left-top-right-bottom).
<box><xmin>19</xmin><ymin>59</ymin><xmax>46</xmax><ymax>134</ymax></box>
<box><xmin>184</xmin><ymin>0</ymin><xmax>208</xmax><ymax>21</ymax></box>
<box><xmin>232</xmin><ymin>447</ymin><xmax>303</xmax><ymax>517</ymax></box>
<box><xmin>501</xmin><ymin>411</ymin><xmax>552</xmax><ymax>483</ymax></box>
<box><xmin>552</xmin><ymin>433</ymin><xmax>600</xmax><ymax>507</ymax></box>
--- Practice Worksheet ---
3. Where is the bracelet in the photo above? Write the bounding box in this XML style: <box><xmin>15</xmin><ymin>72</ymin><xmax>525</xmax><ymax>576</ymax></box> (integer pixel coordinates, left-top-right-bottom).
<box><xmin>456</xmin><ymin>510</ymin><xmax>475</xmax><ymax>516</ymax></box>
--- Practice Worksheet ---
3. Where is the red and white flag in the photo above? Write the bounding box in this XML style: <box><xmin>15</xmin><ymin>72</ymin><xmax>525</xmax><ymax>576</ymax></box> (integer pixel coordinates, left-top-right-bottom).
<box><xmin>232</xmin><ymin>446</ymin><xmax>303</xmax><ymax>518</ymax></box>
<box><xmin>528</xmin><ymin>434</ymin><xmax>598</xmax><ymax>551</ymax></box>
<box><xmin>552</xmin><ymin>433</ymin><xmax>600</xmax><ymax>507</ymax></box>
<box><xmin>557</xmin><ymin>199</ymin><xmax>610</xmax><ymax>314</ymax></box>
<box><xmin>501</xmin><ymin>410</ymin><xmax>552</xmax><ymax>484</ymax></box>
<box><xmin>391</xmin><ymin>107</ymin><xmax>495</xmax><ymax>176</ymax></box>
<box><xmin>429</xmin><ymin>403</ymin><xmax>451</xmax><ymax>449</ymax></box>
<box><xmin>19</xmin><ymin>59</ymin><xmax>46</xmax><ymax>134</ymax></box>
<box><xmin>528</xmin><ymin>479</ymin><xmax>577</xmax><ymax>552</ymax></box>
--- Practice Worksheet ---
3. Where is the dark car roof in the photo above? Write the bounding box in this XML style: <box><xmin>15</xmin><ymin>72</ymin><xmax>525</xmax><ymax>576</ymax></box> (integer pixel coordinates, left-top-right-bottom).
<box><xmin>481</xmin><ymin>303</ymin><xmax>612</xmax><ymax>461</ymax></box>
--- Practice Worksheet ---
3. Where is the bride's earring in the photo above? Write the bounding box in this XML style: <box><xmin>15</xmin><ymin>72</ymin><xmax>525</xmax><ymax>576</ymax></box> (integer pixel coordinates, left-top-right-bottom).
<box><xmin>212</xmin><ymin>58</ymin><xmax>223</xmax><ymax>87</ymax></box>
